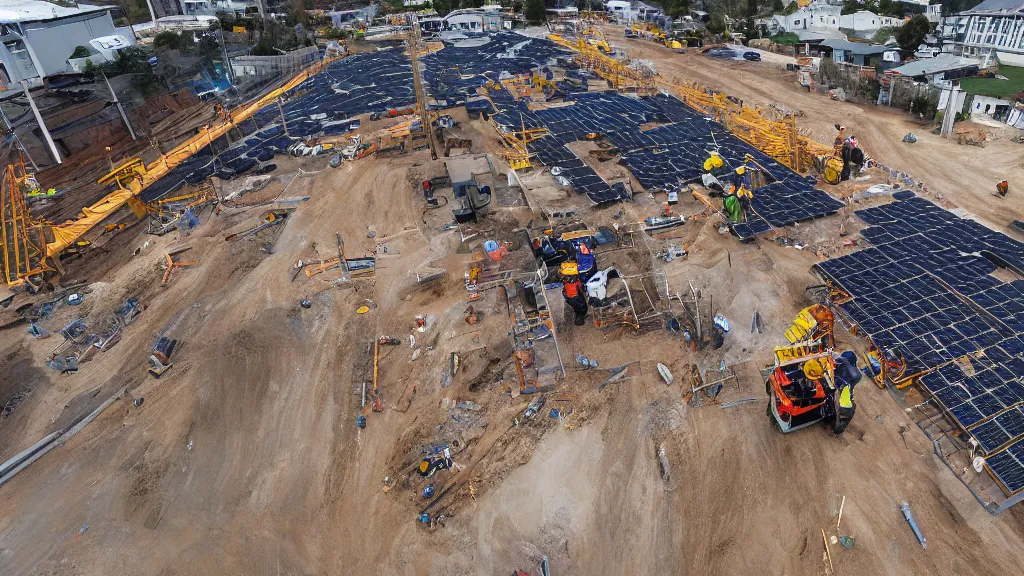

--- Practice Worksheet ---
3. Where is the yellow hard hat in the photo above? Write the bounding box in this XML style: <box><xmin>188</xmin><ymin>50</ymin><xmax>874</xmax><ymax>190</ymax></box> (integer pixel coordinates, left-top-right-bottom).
<box><xmin>560</xmin><ymin>262</ymin><xmax>579</xmax><ymax>276</ymax></box>
<box><xmin>803</xmin><ymin>358</ymin><xmax>825</xmax><ymax>380</ymax></box>
<box><xmin>736</xmin><ymin>166</ymin><xmax>746</xmax><ymax>175</ymax></box>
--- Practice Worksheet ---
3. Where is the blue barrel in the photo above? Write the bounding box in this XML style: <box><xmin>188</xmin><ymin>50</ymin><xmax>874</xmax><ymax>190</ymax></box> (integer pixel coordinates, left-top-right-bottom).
<box><xmin>422</xmin><ymin>484</ymin><xmax>435</xmax><ymax>499</ymax></box>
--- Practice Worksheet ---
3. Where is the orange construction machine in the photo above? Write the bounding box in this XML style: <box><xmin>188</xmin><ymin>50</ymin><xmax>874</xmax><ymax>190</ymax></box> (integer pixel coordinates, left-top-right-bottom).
<box><xmin>765</xmin><ymin>304</ymin><xmax>858</xmax><ymax>434</ymax></box>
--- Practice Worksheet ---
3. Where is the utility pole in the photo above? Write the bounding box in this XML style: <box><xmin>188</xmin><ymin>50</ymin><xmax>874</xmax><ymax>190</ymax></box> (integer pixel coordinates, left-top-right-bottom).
<box><xmin>277</xmin><ymin>97</ymin><xmax>289</xmax><ymax>136</ymax></box>
<box><xmin>20</xmin><ymin>81</ymin><xmax>61</xmax><ymax>165</ymax></box>
<box><xmin>143</xmin><ymin>0</ymin><xmax>157</xmax><ymax>27</ymax></box>
<box><xmin>102</xmin><ymin>72</ymin><xmax>137</xmax><ymax>141</ymax></box>
<box><xmin>218</xmin><ymin>28</ymin><xmax>235</xmax><ymax>86</ymax></box>
<box><xmin>0</xmin><ymin>104</ymin><xmax>38</xmax><ymax>171</ymax></box>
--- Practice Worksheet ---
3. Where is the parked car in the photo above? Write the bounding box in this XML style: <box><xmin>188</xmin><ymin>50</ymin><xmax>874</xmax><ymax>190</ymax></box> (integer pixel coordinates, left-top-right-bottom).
<box><xmin>743</xmin><ymin>51</ymin><xmax>762</xmax><ymax>62</ymax></box>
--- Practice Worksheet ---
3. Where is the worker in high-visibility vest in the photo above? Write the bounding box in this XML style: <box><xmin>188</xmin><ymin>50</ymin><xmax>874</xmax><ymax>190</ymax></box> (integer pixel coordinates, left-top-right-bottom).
<box><xmin>560</xmin><ymin>261</ymin><xmax>589</xmax><ymax>326</ymax></box>
<box><xmin>832</xmin><ymin>351</ymin><xmax>861</xmax><ymax>433</ymax></box>
<box><xmin>731</xmin><ymin>163</ymin><xmax>753</xmax><ymax>221</ymax></box>
<box><xmin>575</xmin><ymin>243</ymin><xmax>596</xmax><ymax>284</ymax></box>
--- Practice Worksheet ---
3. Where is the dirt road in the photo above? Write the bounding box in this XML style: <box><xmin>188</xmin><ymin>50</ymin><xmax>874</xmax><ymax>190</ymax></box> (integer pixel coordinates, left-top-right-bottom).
<box><xmin>605</xmin><ymin>27</ymin><xmax>1024</xmax><ymax>233</ymax></box>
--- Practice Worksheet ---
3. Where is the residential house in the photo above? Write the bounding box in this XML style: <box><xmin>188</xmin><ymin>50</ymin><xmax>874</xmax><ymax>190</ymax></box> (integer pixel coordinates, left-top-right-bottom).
<box><xmin>839</xmin><ymin>11</ymin><xmax>903</xmax><ymax>34</ymax></box>
<box><xmin>815</xmin><ymin>39</ymin><xmax>901</xmax><ymax>66</ymax></box>
<box><xmin>769</xmin><ymin>2</ymin><xmax>842</xmax><ymax>33</ymax></box>
<box><xmin>770</xmin><ymin>4</ymin><xmax>901</xmax><ymax>35</ymax></box>
<box><xmin>442</xmin><ymin>8</ymin><xmax>506</xmax><ymax>32</ymax></box>
<box><xmin>605</xmin><ymin>0</ymin><xmax>632</xmax><ymax>19</ymax></box>
<box><xmin>0</xmin><ymin>1</ymin><xmax>135</xmax><ymax>88</ymax></box>
<box><xmin>887</xmin><ymin>53</ymin><xmax>982</xmax><ymax>86</ymax></box>
<box><xmin>940</xmin><ymin>0</ymin><xmax>1024</xmax><ymax>66</ymax></box>
<box><xmin>970</xmin><ymin>93</ymin><xmax>1017</xmax><ymax>120</ymax></box>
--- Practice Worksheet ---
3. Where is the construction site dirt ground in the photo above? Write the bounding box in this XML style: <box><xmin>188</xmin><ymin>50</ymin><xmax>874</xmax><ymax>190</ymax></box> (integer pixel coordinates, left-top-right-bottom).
<box><xmin>3</xmin><ymin>45</ymin><xmax>1024</xmax><ymax>576</ymax></box>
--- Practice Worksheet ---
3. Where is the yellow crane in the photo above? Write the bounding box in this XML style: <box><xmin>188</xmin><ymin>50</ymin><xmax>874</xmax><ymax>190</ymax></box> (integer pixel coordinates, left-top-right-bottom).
<box><xmin>1</xmin><ymin>55</ymin><xmax>338</xmax><ymax>289</ymax></box>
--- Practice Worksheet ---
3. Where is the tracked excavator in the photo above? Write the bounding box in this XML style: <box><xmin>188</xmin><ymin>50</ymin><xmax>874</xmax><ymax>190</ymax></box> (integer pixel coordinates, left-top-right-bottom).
<box><xmin>765</xmin><ymin>304</ymin><xmax>866</xmax><ymax>434</ymax></box>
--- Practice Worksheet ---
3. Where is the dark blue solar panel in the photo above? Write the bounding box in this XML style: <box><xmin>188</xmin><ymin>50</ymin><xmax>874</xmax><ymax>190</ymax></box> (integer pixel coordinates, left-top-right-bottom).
<box><xmin>141</xmin><ymin>49</ymin><xmax>416</xmax><ymax>202</ymax></box>
<box><xmin>813</xmin><ymin>194</ymin><xmax>1024</xmax><ymax>497</ymax></box>
<box><xmin>986</xmin><ymin>447</ymin><xmax>1024</xmax><ymax>494</ymax></box>
<box><xmin>491</xmin><ymin>90</ymin><xmax>842</xmax><ymax>221</ymax></box>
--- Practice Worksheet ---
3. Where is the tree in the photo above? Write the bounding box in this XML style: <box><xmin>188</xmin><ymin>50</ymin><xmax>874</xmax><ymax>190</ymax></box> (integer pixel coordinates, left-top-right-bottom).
<box><xmin>525</xmin><ymin>0</ymin><xmax>545</xmax><ymax>24</ymax></box>
<box><xmin>70</xmin><ymin>46</ymin><xmax>92</xmax><ymax>59</ymax></box>
<box><xmin>153</xmin><ymin>31</ymin><xmax>187</xmax><ymax>52</ymax></box>
<box><xmin>433</xmin><ymin>0</ymin><xmax>455</xmax><ymax>17</ymax></box>
<box><xmin>872</xmin><ymin>25</ymin><xmax>897</xmax><ymax>43</ymax></box>
<box><xmin>772</xmin><ymin>0</ymin><xmax>784</xmax><ymax>12</ymax></box>
<box><xmin>841</xmin><ymin>0</ymin><xmax>862</xmax><ymax>15</ymax></box>
<box><xmin>895</xmin><ymin>14</ymin><xmax>931</xmax><ymax>54</ymax></box>
<box><xmin>707</xmin><ymin>12</ymin><xmax>727</xmax><ymax>34</ymax></box>
<box><xmin>250</xmin><ymin>39</ymin><xmax>276</xmax><ymax>56</ymax></box>
<box><xmin>665</xmin><ymin>0</ymin><xmax>693</xmax><ymax>18</ymax></box>
<box><xmin>220</xmin><ymin>14</ymin><xmax>234</xmax><ymax>31</ymax></box>
<box><xmin>782</xmin><ymin>2</ymin><xmax>799</xmax><ymax>15</ymax></box>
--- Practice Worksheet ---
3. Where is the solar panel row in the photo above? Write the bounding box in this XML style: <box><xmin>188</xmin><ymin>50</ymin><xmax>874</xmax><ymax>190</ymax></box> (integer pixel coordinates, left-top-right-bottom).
<box><xmin>813</xmin><ymin>195</ymin><xmax>1024</xmax><ymax>495</ymax></box>
<box><xmin>143</xmin><ymin>49</ymin><xmax>416</xmax><ymax>202</ymax></box>
<box><xmin>491</xmin><ymin>90</ymin><xmax>843</xmax><ymax>224</ymax></box>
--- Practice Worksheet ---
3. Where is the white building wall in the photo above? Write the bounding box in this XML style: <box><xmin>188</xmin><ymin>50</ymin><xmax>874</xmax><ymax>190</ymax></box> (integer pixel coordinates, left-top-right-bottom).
<box><xmin>971</xmin><ymin>94</ymin><xmax>1013</xmax><ymax>116</ymax></box>
<box><xmin>948</xmin><ymin>12</ymin><xmax>1024</xmax><ymax>64</ymax></box>
<box><xmin>771</xmin><ymin>4</ymin><xmax>841</xmax><ymax>32</ymax></box>
<box><xmin>21</xmin><ymin>11</ymin><xmax>118</xmax><ymax>78</ymax></box>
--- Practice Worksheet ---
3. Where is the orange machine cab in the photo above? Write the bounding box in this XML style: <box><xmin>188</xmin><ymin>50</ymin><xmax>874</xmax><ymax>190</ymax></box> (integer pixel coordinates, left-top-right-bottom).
<box><xmin>768</xmin><ymin>355</ymin><xmax>834</xmax><ymax>430</ymax></box>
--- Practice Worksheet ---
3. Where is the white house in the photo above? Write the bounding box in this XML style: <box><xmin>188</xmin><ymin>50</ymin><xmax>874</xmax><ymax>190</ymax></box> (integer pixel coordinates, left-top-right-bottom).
<box><xmin>970</xmin><ymin>93</ymin><xmax>1015</xmax><ymax>119</ymax></box>
<box><xmin>941</xmin><ymin>0</ymin><xmax>1024</xmax><ymax>66</ymax></box>
<box><xmin>605</xmin><ymin>0</ymin><xmax>633</xmax><ymax>20</ymax></box>
<box><xmin>769</xmin><ymin>2</ymin><xmax>841</xmax><ymax>33</ymax></box>
<box><xmin>770</xmin><ymin>4</ymin><xmax>901</xmax><ymax>35</ymax></box>
<box><xmin>179</xmin><ymin>0</ymin><xmax>258</xmax><ymax>17</ymax></box>
<box><xmin>443</xmin><ymin>8</ymin><xmax>505</xmax><ymax>32</ymax></box>
<box><xmin>838</xmin><ymin>11</ymin><xmax>903</xmax><ymax>33</ymax></box>
<box><xmin>0</xmin><ymin>1</ymin><xmax>135</xmax><ymax>87</ymax></box>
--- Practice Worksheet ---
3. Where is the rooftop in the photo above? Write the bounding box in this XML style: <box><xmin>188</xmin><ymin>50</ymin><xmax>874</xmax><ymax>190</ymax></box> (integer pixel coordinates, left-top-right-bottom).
<box><xmin>818</xmin><ymin>39</ymin><xmax>895</xmax><ymax>55</ymax></box>
<box><xmin>960</xmin><ymin>0</ymin><xmax>1024</xmax><ymax>14</ymax></box>
<box><xmin>0</xmin><ymin>0</ymin><xmax>109</xmax><ymax>24</ymax></box>
<box><xmin>888</xmin><ymin>54</ymin><xmax>982</xmax><ymax>77</ymax></box>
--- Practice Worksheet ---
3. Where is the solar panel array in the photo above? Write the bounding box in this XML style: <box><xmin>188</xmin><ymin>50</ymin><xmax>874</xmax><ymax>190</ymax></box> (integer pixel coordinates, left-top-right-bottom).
<box><xmin>492</xmin><ymin>90</ymin><xmax>843</xmax><ymax>226</ymax></box>
<box><xmin>814</xmin><ymin>194</ymin><xmax>1024</xmax><ymax>495</ymax></box>
<box><xmin>420</xmin><ymin>33</ymin><xmax>571</xmax><ymax>105</ymax></box>
<box><xmin>141</xmin><ymin>33</ymin><xmax>842</xmax><ymax>237</ymax></box>
<box><xmin>143</xmin><ymin>49</ymin><xmax>416</xmax><ymax>201</ymax></box>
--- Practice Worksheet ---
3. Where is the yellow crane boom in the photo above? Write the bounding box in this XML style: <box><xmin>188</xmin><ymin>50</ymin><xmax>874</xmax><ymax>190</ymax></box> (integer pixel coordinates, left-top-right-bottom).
<box><xmin>2</xmin><ymin>55</ymin><xmax>337</xmax><ymax>288</ymax></box>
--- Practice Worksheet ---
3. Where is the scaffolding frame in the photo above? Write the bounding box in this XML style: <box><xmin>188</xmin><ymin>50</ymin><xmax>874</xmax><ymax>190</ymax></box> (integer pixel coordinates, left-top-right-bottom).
<box><xmin>1</xmin><ymin>158</ymin><xmax>51</xmax><ymax>288</ymax></box>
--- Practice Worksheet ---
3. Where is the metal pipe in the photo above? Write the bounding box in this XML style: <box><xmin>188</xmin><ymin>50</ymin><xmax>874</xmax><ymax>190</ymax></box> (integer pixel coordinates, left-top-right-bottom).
<box><xmin>103</xmin><ymin>72</ymin><xmax>136</xmax><ymax>141</ymax></box>
<box><xmin>900</xmin><ymin>502</ymin><xmax>926</xmax><ymax>548</ymax></box>
<box><xmin>20</xmin><ymin>81</ymin><xmax>61</xmax><ymax>164</ymax></box>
